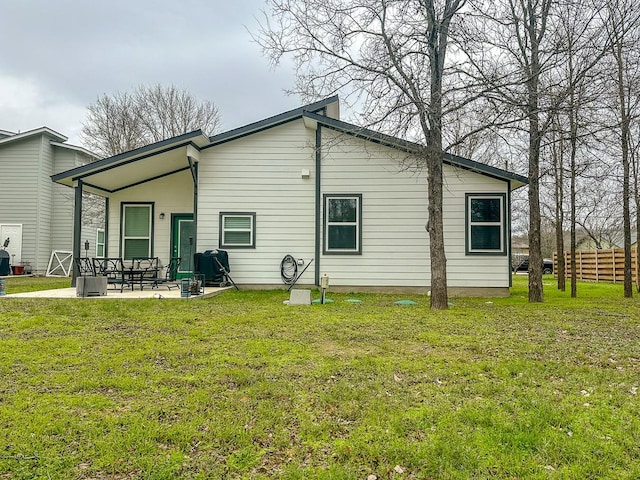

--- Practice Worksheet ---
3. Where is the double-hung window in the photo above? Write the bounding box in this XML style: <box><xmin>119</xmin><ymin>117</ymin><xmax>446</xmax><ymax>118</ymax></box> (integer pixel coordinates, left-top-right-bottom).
<box><xmin>219</xmin><ymin>213</ymin><xmax>256</xmax><ymax>248</ymax></box>
<box><xmin>122</xmin><ymin>203</ymin><xmax>153</xmax><ymax>259</ymax></box>
<box><xmin>466</xmin><ymin>194</ymin><xmax>506</xmax><ymax>255</ymax></box>
<box><xmin>324</xmin><ymin>194</ymin><xmax>362</xmax><ymax>254</ymax></box>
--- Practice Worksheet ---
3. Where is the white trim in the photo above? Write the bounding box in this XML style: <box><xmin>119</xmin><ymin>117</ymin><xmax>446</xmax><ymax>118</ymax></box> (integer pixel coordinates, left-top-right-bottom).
<box><xmin>221</xmin><ymin>214</ymin><xmax>255</xmax><ymax>248</ymax></box>
<box><xmin>46</xmin><ymin>251</ymin><xmax>73</xmax><ymax>277</ymax></box>
<box><xmin>122</xmin><ymin>204</ymin><xmax>152</xmax><ymax>259</ymax></box>
<box><xmin>50</xmin><ymin>141</ymin><xmax>99</xmax><ymax>160</ymax></box>
<box><xmin>467</xmin><ymin>194</ymin><xmax>505</xmax><ymax>254</ymax></box>
<box><xmin>96</xmin><ymin>229</ymin><xmax>105</xmax><ymax>258</ymax></box>
<box><xmin>324</xmin><ymin>195</ymin><xmax>361</xmax><ymax>253</ymax></box>
<box><xmin>0</xmin><ymin>127</ymin><xmax>67</xmax><ymax>146</ymax></box>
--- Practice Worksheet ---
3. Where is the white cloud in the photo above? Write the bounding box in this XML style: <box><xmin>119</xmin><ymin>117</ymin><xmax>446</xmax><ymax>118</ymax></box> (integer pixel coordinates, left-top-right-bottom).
<box><xmin>0</xmin><ymin>74</ymin><xmax>87</xmax><ymax>144</ymax></box>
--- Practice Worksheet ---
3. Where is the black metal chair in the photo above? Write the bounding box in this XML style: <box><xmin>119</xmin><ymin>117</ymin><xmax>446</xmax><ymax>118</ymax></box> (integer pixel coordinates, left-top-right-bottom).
<box><xmin>74</xmin><ymin>257</ymin><xmax>95</xmax><ymax>277</ymax></box>
<box><xmin>132</xmin><ymin>257</ymin><xmax>160</xmax><ymax>290</ymax></box>
<box><xmin>93</xmin><ymin>257</ymin><xmax>127</xmax><ymax>292</ymax></box>
<box><xmin>153</xmin><ymin>257</ymin><xmax>182</xmax><ymax>290</ymax></box>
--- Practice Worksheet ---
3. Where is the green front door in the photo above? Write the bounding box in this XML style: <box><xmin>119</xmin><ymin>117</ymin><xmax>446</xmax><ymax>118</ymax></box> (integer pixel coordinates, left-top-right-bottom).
<box><xmin>171</xmin><ymin>214</ymin><xmax>194</xmax><ymax>279</ymax></box>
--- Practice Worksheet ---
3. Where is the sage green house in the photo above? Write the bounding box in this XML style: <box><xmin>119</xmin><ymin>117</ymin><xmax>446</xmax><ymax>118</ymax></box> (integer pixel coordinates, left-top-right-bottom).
<box><xmin>52</xmin><ymin>97</ymin><xmax>528</xmax><ymax>295</ymax></box>
<box><xmin>0</xmin><ymin>127</ymin><xmax>100</xmax><ymax>274</ymax></box>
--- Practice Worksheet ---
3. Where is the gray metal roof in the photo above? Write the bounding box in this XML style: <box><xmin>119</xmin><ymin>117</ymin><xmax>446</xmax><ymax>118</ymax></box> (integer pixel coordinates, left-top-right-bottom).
<box><xmin>51</xmin><ymin>95</ymin><xmax>528</xmax><ymax>193</ymax></box>
<box><xmin>51</xmin><ymin>130</ymin><xmax>209</xmax><ymax>194</ymax></box>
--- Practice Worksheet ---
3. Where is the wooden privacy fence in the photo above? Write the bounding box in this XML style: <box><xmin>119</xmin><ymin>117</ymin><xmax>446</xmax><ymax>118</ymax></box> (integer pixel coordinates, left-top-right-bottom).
<box><xmin>554</xmin><ymin>248</ymin><xmax>638</xmax><ymax>284</ymax></box>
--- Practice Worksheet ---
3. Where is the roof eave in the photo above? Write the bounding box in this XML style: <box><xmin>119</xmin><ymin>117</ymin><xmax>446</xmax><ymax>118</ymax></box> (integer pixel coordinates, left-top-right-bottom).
<box><xmin>0</xmin><ymin>126</ymin><xmax>67</xmax><ymax>146</ymax></box>
<box><xmin>50</xmin><ymin>141</ymin><xmax>99</xmax><ymax>160</ymax></box>
<box><xmin>51</xmin><ymin>129</ymin><xmax>209</xmax><ymax>185</ymax></box>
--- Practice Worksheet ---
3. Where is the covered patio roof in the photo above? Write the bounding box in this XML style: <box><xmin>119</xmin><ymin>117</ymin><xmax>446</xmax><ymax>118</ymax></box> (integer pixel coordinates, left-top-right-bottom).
<box><xmin>51</xmin><ymin>130</ymin><xmax>209</xmax><ymax>195</ymax></box>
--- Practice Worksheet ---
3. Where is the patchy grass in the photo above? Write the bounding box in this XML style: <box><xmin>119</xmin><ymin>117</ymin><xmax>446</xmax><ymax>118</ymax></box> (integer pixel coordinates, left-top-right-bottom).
<box><xmin>0</xmin><ymin>277</ymin><xmax>638</xmax><ymax>479</ymax></box>
<box><xmin>1</xmin><ymin>275</ymin><xmax>71</xmax><ymax>294</ymax></box>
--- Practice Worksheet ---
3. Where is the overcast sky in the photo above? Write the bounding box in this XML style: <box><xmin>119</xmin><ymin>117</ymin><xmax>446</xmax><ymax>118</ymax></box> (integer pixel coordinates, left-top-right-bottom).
<box><xmin>0</xmin><ymin>0</ymin><xmax>304</xmax><ymax>147</ymax></box>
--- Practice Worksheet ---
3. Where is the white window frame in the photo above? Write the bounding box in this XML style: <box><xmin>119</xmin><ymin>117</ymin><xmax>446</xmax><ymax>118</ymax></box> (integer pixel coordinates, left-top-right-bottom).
<box><xmin>96</xmin><ymin>229</ymin><xmax>105</xmax><ymax>258</ymax></box>
<box><xmin>122</xmin><ymin>203</ymin><xmax>153</xmax><ymax>259</ymax></box>
<box><xmin>324</xmin><ymin>194</ymin><xmax>362</xmax><ymax>255</ymax></box>
<box><xmin>219</xmin><ymin>212</ymin><xmax>256</xmax><ymax>249</ymax></box>
<box><xmin>466</xmin><ymin>194</ymin><xmax>506</xmax><ymax>255</ymax></box>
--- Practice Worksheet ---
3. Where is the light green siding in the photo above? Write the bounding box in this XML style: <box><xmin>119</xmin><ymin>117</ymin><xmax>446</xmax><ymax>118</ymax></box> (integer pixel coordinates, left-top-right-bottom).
<box><xmin>197</xmin><ymin>121</ymin><xmax>317</xmax><ymax>285</ymax></box>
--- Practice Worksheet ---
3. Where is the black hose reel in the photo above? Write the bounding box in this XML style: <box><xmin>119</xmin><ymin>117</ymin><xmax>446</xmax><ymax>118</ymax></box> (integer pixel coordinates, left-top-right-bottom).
<box><xmin>280</xmin><ymin>254</ymin><xmax>313</xmax><ymax>291</ymax></box>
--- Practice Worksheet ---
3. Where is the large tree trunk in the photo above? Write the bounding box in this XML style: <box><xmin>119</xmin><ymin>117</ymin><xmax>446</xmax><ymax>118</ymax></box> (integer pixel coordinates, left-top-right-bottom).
<box><xmin>427</xmin><ymin>142</ymin><xmax>448</xmax><ymax>309</ymax></box>
<box><xmin>528</xmin><ymin>127</ymin><xmax>544</xmax><ymax>303</ymax></box>
<box><xmin>527</xmin><ymin>70</ymin><xmax>544</xmax><ymax>302</ymax></box>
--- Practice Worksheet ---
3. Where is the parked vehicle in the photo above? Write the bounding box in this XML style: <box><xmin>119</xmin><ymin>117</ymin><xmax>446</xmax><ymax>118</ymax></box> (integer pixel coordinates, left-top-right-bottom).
<box><xmin>513</xmin><ymin>255</ymin><xmax>553</xmax><ymax>274</ymax></box>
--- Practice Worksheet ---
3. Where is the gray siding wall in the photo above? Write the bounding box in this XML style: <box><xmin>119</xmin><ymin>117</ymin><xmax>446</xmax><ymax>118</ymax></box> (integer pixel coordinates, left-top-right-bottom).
<box><xmin>51</xmin><ymin>148</ymin><xmax>103</xmax><ymax>263</ymax></box>
<box><xmin>34</xmin><ymin>135</ymin><xmax>55</xmax><ymax>272</ymax></box>
<box><xmin>0</xmin><ymin>135</ymin><xmax>45</xmax><ymax>270</ymax></box>
<box><xmin>51</xmin><ymin>147</ymin><xmax>77</xmax><ymax>254</ymax></box>
<box><xmin>0</xmin><ymin>137</ymin><xmax>100</xmax><ymax>274</ymax></box>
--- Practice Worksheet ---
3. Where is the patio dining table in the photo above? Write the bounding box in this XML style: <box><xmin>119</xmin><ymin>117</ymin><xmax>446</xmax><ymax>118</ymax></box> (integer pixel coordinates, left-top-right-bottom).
<box><xmin>122</xmin><ymin>267</ymin><xmax>149</xmax><ymax>291</ymax></box>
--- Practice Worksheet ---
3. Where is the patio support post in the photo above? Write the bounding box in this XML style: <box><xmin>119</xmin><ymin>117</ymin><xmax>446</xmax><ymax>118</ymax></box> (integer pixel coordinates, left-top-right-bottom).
<box><xmin>72</xmin><ymin>179</ymin><xmax>84</xmax><ymax>286</ymax></box>
<box><xmin>315</xmin><ymin>124</ymin><xmax>322</xmax><ymax>286</ymax></box>
<box><xmin>188</xmin><ymin>156</ymin><xmax>198</xmax><ymax>258</ymax></box>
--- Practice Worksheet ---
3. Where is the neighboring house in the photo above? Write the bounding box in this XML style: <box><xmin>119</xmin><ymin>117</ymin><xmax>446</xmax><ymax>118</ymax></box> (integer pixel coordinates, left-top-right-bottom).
<box><xmin>512</xmin><ymin>242</ymin><xmax>529</xmax><ymax>255</ymax></box>
<box><xmin>52</xmin><ymin>96</ymin><xmax>528</xmax><ymax>295</ymax></box>
<box><xmin>0</xmin><ymin>127</ymin><xmax>101</xmax><ymax>274</ymax></box>
<box><xmin>576</xmin><ymin>230</ymin><xmax>638</xmax><ymax>250</ymax></box>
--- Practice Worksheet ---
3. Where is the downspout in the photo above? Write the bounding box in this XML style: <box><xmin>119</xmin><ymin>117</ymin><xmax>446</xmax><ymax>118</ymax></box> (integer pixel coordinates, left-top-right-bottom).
<box><xmin>72</xmin><ymin>178</ymin><xmax>83</xmax><ymax>286</ymax></box>
<box><xmin>188</xmin><ymin>156</ymin><xmax>198</xmax><ymax>254</ymax></box>
<box><xmin>315</xmin><ymin>125</ymin><xmax>322</xmax><ymax>286</ymax></box>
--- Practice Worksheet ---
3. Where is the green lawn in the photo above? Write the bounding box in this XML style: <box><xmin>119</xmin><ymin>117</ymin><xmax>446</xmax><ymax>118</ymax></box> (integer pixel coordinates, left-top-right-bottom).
<box><xmin>0</xmin><ymin>276</ymin><xmax>638</xmax><ymax>479</ymax></box>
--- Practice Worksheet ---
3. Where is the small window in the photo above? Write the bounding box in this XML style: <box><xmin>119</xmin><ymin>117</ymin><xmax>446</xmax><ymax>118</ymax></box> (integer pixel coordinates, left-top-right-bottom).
<box><xmin>96</xmin><ymin>229</ymin><xmax>105</xmax><ymax>258</ymax></box>
<box><xmin>324</xmin><ymin>194</ymin><xmax>362</xmax><ymax>254</ymax></box>
<box><xmin>466</xmin><ymin>194</ymin><xmax>506</xmax><ymax>255</ymax></box>
<box><xmin>122</xmin><ymin>204</ymin><xmax>152</xmax><ymax>259</ymax></box>
<box><xmin>219</xmin><ymin>213</ymin><xmax>256</xmax><ymax>249</ymax></box>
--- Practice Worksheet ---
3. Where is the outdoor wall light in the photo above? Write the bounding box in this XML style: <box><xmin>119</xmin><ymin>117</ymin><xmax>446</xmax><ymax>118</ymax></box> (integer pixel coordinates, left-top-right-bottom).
<box><xmin>159</xmin><ymin>212</ymin><xmax>165</xmax><ymax>220</ymax></box>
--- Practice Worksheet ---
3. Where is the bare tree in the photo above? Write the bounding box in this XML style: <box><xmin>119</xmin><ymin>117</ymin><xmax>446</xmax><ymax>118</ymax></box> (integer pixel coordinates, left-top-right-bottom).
<box><xmin>257</xmin><ymin>0</ymin><xmax>469</xmax><ymax>309</ymax></box>
<box><xmin>81</xmin><ymin>84</ymin><xmax>221</xmax><ymax>158</ymax></box>
<box><xmin>465</xmin><ymin>0</ymin><xmax>612</xmax><ymax>302</ymax></box>
<box><xmin>467</xmin><ymin>0</ymin><xmax>559</xmax><ymax>302</ymax></box>
<box><xmin>548</xmin><ymin>114</ymin><xmax>567</xmax><ymax>291</ymax></box>
<box><xmin>602</xmin><ymin>0</ymin><xmax>640</xmax><ymax>297</ymax></box>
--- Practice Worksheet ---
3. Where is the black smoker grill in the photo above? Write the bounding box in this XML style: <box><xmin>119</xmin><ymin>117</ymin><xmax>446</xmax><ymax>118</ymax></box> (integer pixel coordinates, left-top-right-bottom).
<box><xmin>0</xmin><ymin>250</ymin><xmax>9</xmax><ymax>277</ymax></box>
<box><xmin>194</xmin><ymin>249</ymin><xmax>232</xmax><ymax>287</ymax></box>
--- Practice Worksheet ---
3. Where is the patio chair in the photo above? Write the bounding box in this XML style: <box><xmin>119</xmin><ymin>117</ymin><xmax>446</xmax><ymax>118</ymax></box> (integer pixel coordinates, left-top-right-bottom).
<box><xmin>131</xmin><ymin>257</ymin><xmax>160</xmax><ymax>290</ymax></box>
<box><xmin>93</xmin><ymin>257</ymin><xmax>127</xmax><ymax>292</ymax></box>
<box><xmin>74</xmin><ymin>257</ymin><xmax>95</xmax><ymax>277</ymax></box>
<box><xmin>153</xmin><ymin>257</ymin><xmax>182</xmax><ymax>290</ymax></box>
